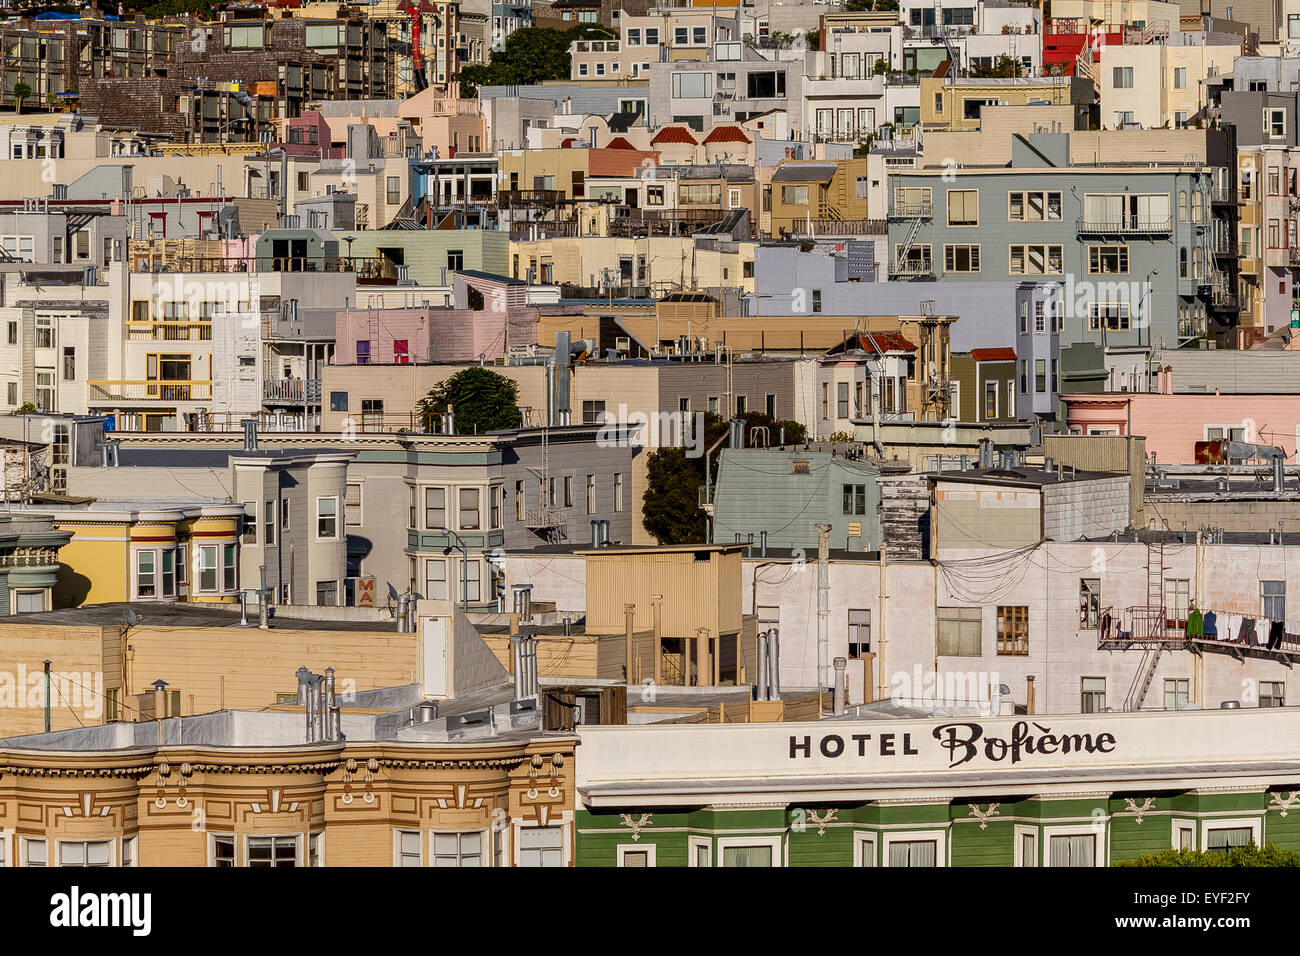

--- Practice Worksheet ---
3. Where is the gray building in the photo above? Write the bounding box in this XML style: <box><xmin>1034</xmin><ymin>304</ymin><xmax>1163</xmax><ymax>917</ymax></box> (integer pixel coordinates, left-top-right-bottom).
<box><xmin>887</xmin><ymin>133</ymin><xmax>1216</xmax><ymax>360</ymax></box>
<box><xmin>647</xmin><ymin>45</ymin><xmax>804</xmax><ymax>132</ymax></box>
<box><xmin>711</xmin><ymin>447</ymin><xmax>888</xmax><ymax>552</ymax></box>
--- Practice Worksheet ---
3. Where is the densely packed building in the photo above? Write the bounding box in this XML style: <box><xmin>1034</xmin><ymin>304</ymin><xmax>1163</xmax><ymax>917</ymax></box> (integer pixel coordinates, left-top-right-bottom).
<box><xmin>0</xmin><ymin>0</ymin><xmax>1299</xmax><ymax>880</ymax></box>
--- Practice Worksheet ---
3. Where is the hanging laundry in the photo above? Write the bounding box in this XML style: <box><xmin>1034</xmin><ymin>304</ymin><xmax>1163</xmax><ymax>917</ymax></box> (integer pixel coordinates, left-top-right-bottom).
<box><xmin>1202</xmin><ymin>610</ymin><xmax>1218</xmax><ymax>638</ymax></box>
<box><xmin>1269</xmin><ymin>619</ymin><xmax>1285</xmax><ymax>650</ymax></box>
<box><xmin>1257</xmin><ymin>618</ymin><xmax>1271</xmax><ymax>646</ymax></box>
<box><xmin>1225</xmin><ymin>614</ymin><xmax>1244</xmax><ymax>644</ymax></box>
<box><xmin>1186</xmin><ymin>607</ymin><xmax>1204</xmax><ymax>638</ymax></box>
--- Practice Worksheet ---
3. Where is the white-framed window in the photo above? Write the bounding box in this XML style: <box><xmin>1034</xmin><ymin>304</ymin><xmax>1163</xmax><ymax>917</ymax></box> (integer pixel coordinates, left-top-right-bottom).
<box><xmin>1088</xmin><ymin>302</ymin><xmax>1131</xmax><ymax>332</ymax></box>
<box><xmin>424</xmin><ymin>487</ymin><xmax>447</xmax><ymax>530</ymax></box>
<box><xmin>458</xmin><ymin>487</ymin><xmax>482</xmax><ymax>531</ymax></box>
<box><xmin>57</xmin><ymin>839</ymin><xmax>113</xmax><ymax>867</ymax></box>
<box><xmin>0</xmin><ymin>829</ymin><xmax>9</xmax><ymax>867</ymax></box>
<box><xmin>688</xmin><ymin>835</ymin><xmax>711</xmax><ymax>867</ymax></box>
<box><xmin>883</xmin><ymin>830</ymin><xmax>945</xmax><ymax>867</ymax></box>
<box><xmin>1009</xmin><ymin>244</ymin><xmax>1064</xmax><ymax>275</ymax></box>
<box><xmin>717</xmin><ymin>835</ymin><xmax>782</xmax><ymax>867</ymax></box>
<box><xmin>1266</xmin><ymin>108</ymin><xmax>1286</xmax><ymax>138</ymax></box>
<box><xmin>1014</xmin><ymin>824</ymin><xmax>1038</xmax><ymax>866</ymax></box>
<box><xmin>424</xmin><ymin>558</ymin><xmax>448</xmax><ymax>600</ymax></box>
<box><xmin>516</xmin><ymin>823</ymin><xmax>567</xmax><ymax>867</ymax></box>
<box><xmin>1043</xmin><ymin>826</ymin><xmax>1104</xmax><ymax>867</ymax></box>
<box><xmin>853</xmin><ymin>831</ymin><xmax>877</xmax><ymax>867</ymax></box>
<box><xmin>316</xmin><ymin>496</ymin><xmax>339</xmax><ymax>539</ymax></box>
<box><xmin>617</xmin><ymin>843</ymin><xmax>656</xmax><ymax>867</ymax></box>
<box><xmin>1173</xmin><ymin>819</ymin><xmax>1196</xmax><ymax>851</ymax></box>
<box><xmin>246</xmin><ymin>834</ymin><xmax>300</xmax><ymax>867</ymax></box>
<box><xmin>21</xmin><ymin>837</ymin><xmax>48</xmax><ymax>867</ymax></box>
<box><xmin>135</xmin><ymin>549</ymin><xmax>157</xmax><ymax>598</ymax></box>
<box><xmin>395</xmin><ymin>829</ymin><xmax>422</xmax><ymax>866</ymax></box>
<box><xmin>308</xmin><ymin>832</ymin><xmax>323</xmax><ymax>867</ymax></box>
<box><xmin>432</xmin><ymin>830</ymin><xmax>485</xmax><ymax>867</ymax></box>
<box><xmin>1201</xmin><ymin>818</ymin><xmax>1261</xmax><ymax>852</ymax></box>
<box><xmin>198</xmin><ymin>544</ymin><xmax>219</xmax><ymax>592</ymax></box>
<box><xmin>210</xmin><ymin>833</ymin><xmax>236</xmax><ymax>867</ymax></box>
<box><xmin>121</xmin><ymin>835</ymin><xmax>137</xmax><ymax>867</ymax></box>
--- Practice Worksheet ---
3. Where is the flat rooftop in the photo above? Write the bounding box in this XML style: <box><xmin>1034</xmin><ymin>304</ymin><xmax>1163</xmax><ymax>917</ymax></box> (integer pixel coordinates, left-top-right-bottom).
<box><xmin>6</xmin><ymin>602</ymin><xmax>399</xmax><ymax>633</ymax></box>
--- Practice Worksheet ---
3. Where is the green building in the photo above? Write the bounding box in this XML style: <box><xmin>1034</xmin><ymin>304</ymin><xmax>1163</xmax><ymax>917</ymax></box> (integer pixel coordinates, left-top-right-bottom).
<box><xmin>574</xmin><ymin>709</ymin><xmax>1300</xmax><ymax>866</ymax></box>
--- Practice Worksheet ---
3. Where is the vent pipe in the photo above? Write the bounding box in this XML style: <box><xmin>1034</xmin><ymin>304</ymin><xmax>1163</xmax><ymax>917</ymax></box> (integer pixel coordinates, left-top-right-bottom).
<box><xmin>767</xmin><ymin>627</ymin><xmax>781</xmax><ymax>700</ymax></box>
<box><xmin>760</xmin><ymin>530</ymin><xmax>767</xmax><ymax>557</ymax></box>
<box><xmin>1274</xmin><ymin>455</ymin><xmax>1285</xmax><ymax>493</ymax></box>
<box><xmin>511</xmin><ymin>634</ymin><xmax>538</xmax><ymax>700</ymax></box>
<box><xmin>512</xmin><ymin>584</ymin><xmax>533</xmax><ymax>621</ymax></box>
<box><xmin>323</xmin><ymin>666</ymin><xmax>341</xmax><ymax>741</ymax></box>
<box><xmin>832</xmin><ymin>657</ymin><xmax>847</xmax><ymax>715</ymax></box>
<box><xmin>756</xmin><ymin>628</ymin><xmax>770</xmax><ymax>701</ymax></box>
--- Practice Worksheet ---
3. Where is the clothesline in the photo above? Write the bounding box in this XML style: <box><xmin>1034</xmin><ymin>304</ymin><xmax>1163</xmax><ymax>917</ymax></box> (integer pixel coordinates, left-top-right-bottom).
<box><xmin>1098</xmin><ymin>605</ymin><xmax>1300</xmax><ymax>651</ymax></box>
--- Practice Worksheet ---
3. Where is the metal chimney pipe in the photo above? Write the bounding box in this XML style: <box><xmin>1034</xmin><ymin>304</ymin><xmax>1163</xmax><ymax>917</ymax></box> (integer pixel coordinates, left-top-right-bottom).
<box><xmin>624</xmin><ymin>603</ymin><xmax>636</xmax><ymax>683</ymax></box>
<box><xmin>258</xmin><ymin>565</ymin><xmax>270</xmax><ymax>628</ymax></box>
<box><xmin>832</xmin><ymin>656</ymin><xmax>847</xmax><ymax>715</ymax></box>
<box><xmin>511</xmin><ymin>634</ymin><xmax>524</xmax><ymax>699</ymax></box>
<box><xmin>815</xmin><ymin>523</ymin><xmax>831</xmax><ymax>689</ymax></box>
<box><xmin>600</xmin><ymin>519</ymin><xmax>611</xmax><ymax>545</ymax></box>
<box><xmin>1274</xmin><ymin>454</ymin><xmax>1284</xmax><ymax>493</ymax></box>
<box><xmin>322</xmin><ymin>667</ymin><xmax>337</xmax><ymax>741</ymax></box>
<box><xmin>397</xmin><ymin>593</ymin><xmax>409</xmax><ymax>632</ymax></box>
<box><xmin>591</xmin><ymin>520</ymin><xmax>600</xmax><ymax>546</ymax></box>
<box><xmin>767</xmin><ymin>628</ymin><xmax>781</xmax><ymax>701</ymax></box>
<box><xmin>756</xmin><ymin>628</ymin><xmax>769</xmax><ymax>700</ymax></box>
<box><xmin>760</xmin><ymin>530</ymin><xmax>767</xmax><ymax>557</ymax></box>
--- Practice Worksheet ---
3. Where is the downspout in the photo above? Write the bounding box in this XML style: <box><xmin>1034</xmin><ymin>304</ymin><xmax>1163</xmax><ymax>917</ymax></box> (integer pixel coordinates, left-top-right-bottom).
<box><xmin>877</xmin><ymin>542</ymin><xmax>888</xmax><ymax>702</ymax></box>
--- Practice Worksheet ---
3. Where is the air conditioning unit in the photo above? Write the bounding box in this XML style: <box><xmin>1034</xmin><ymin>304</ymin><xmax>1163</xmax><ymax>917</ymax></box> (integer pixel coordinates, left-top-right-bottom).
<box><xmin>615</xmin><ymin>336</ymin><xmax>631</xmax><ymax>352</ymax></box>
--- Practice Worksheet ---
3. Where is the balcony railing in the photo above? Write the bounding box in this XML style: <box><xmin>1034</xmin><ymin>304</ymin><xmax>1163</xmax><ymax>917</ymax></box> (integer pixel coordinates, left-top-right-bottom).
<box><xmin>264</xmin><ymin>378</ymin><xmax>322</xmax><ymax>403</ymax></box>
<box><xmin>890</xmin><ymin>199</ymin><xmax>933</xmax><ymax>218</ymax></box>
<box><xmin>1289</xmin><ymin>247</ymin><xmax>1300</xmax><ymax>266</ymax></box>
<box><xmin>891</xmin><ymin>256</ymin><xmax>934</xmax><ymax>277</ymax></box>
<box><xmin>1077</xmin><ymin>217</ymin><xmax>1172</xmax><ymax>235</ymax></box>
<box><xmin>125</xmin><ymin>321</ymin><xmax>213</xmax><ymax>342</ymax></box>
<box><xmin>87</xmin><ymin>380</ymin><xmax>213</xmax><ymax>403</ymax></box>
<box><xmin>786</xmin><ymin>218</ymin><xmax>887</xmax><ymax>237</ymax></box>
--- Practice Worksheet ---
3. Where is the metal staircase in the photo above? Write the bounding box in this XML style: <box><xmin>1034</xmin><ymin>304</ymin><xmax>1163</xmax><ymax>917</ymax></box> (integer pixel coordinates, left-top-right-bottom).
<box><xmin>1123</xmin><ymin>520</ymin><xmax>1168</xmax><ymax>710</ymax></box>
<box><xmin>1125</xmin><ymin>644</ymin><xmax>1164</xmax><ymax>711</ymax></box>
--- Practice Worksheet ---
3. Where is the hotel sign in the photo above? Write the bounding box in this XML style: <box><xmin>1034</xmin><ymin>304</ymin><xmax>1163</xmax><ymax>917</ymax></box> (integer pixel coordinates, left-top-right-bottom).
<box><xmin>789</xmin><ymin>721</ymin><xmax>1118</xmax><ymax>769</ymax></box>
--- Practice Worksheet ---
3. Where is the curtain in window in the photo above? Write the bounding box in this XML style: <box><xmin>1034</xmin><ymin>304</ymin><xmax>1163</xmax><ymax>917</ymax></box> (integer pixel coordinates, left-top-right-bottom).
<box><xmin>1049</xmin><ymin>834</ymin><xmax>1094</xmax><ymax>867</ymax></box>
<box><xmin>888</xmin><ymin>840</ymin><xmax>936</xmax><ymax>867</ymax></box>
<box><xmin>1206</xmin><ymin>827</ymin><xmax>1253</xmax><ymax>851</ymax></box>
<box><xmin>722</xmin><ymin>845</ymin><xmax>773</xmax><ymax>867</ymax></box>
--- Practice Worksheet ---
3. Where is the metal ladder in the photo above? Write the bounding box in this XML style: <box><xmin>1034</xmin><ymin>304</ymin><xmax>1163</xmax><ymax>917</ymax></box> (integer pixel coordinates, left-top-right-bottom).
<box><xmin>1125</xmin><ymin>644</ymin><xmax>1164</xmax><ymax>711</ymax></box>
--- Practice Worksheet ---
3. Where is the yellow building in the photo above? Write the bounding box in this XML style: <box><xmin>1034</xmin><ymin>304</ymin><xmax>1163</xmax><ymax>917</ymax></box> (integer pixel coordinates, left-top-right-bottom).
<box><xmin>766</xmin><ymin>158</ymin><xmax>871</xmax><ymax>235</ymax></box>
<box><xmin>510</xmin><ymin>235</ymin><xmax>756</xmax><ymax>298</ymax></box>
<box><xmin>922</xmin><ymin>75</ymin><xmax>1092</xmax><ymax>132</ymax></box>
<box><xmin>15</xmin><ymin>502</ymin><xmax>246</xmax><ymax>608</ymax></box>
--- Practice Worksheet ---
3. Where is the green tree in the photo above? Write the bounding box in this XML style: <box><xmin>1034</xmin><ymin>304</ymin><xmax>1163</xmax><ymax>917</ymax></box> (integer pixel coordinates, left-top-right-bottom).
<box><xmin>641</xmin><ymin>412</ymin><xmax>807</xmax><ymax>545</ymax></box>
<box><xmin>458</xmin><ymin>24</ymin><xmax>615</xmax><ymax>96</ymax></box>
<box><xmin>642</xmin><ymin>447</ymin><xmax>707</xmax><ymax>544</ymax></box>
<box><xmin>415</xmin><ymin>367</ymin><xmax>522</xmax><ymax>434</ymax></box>
<box><xmin>1115</xmin><ymin>844</ymin><xmax>1300</xmax><ymax>867</ymax></box>
<box><xmin>970</xmin><ymin>54</ymin><xmax>1019</xmax><ymax>79</ymax></box>
<box><xmin>12</xmin><ymin>81</ymin><xmax>31</xmax><ymax>114</ymax></box>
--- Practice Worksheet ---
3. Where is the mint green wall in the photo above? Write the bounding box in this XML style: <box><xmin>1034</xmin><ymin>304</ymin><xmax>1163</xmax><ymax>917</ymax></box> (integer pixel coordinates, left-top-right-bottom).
<box><xmin>576</xmin><ymin>790</ymin><xmax>1290</xmax><ymax>866</ymax></box>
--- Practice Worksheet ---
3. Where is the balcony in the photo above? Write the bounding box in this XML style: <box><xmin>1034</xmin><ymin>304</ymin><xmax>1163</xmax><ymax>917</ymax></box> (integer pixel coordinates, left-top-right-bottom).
<box><xmin>890</xmin><ymin>256</ymin><xmax>933</xmax><ymax>278</ymax></box>
<box><xmin>264</xmin><ymin>378</ymin><xmax>322</xmax><ymax>404</ymax></box>
<box><xmin>1076</xmin><ymin>217</ymin><xmax>1172</xmax><ymax>235</ymax></box>
<box><xmin>87</xmin><ymin>380</ymin><xmax>213</xmax><ymax>404</ymax></box>
<box><xmin>1290</xmin><ymin>247</ymin><xmax>1300</xmax><ymax>266</ymax></box>
<box><xmin>803</xmin><ymin>74</ymin><xmax>885</xmax><ymax>99</ymax></box>
<box><xmin>889</xmin><ymin>199</ymin><xmax>933</xmax><ymax>219</ymax></box>
<box><xmin>125</xmin><ymin>321</ymin><xmax>214</xmax><ymax>342</ymax></box>
<box><xmin>785</xmin><ymin>218</ymin><xmax>887</xmax><ymax>237</ymax></box>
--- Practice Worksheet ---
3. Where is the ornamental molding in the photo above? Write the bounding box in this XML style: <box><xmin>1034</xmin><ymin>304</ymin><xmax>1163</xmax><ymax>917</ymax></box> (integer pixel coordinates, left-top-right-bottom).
<box><xmin>1123</xmin><ymin>797</ymin><xmax>1157</xmax><ymax>824</ymax></box>
<box><xmin>968</xmin><ymin>803</ymin><xmax>1000</xmax><ymax>830</ymax></box>
<box><xmin>619</xmin><ymin>812</ymin><xmax>653</xmax><ymax>841</ymax></box>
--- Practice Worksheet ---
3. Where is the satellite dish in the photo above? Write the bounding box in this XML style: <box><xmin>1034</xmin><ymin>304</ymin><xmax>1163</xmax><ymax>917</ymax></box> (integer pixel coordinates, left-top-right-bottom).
<box><xmin>387</xmin><ymin>582</ymin><xmax>399</xmax><ymax>601</ymax></box>
<box><xmin>122</xmin><ymin>609</ymin><xmax>143</xmax><ymax>628</ymax></box>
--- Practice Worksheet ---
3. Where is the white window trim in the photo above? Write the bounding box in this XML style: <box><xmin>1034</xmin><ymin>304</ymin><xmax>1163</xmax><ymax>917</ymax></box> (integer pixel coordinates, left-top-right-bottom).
<box><xmin>243</xmin><ymin>832</ymin><xmax>304</xmax><ymax>867</ymax></box>
<box><xmin>309</xmin><ymin>830</ymin><xmax>325</xmax><ymax>867</ymax></box>
<box><xmin>393</xmin><ymin>828</ymin><xmax>423</xmax><ymax>866</ymax></box>
<box><xmin>0</xmin><ymin>828</ymin><xmax>9</xmax><ymax>867</ymax></box>
<box><xmin>315</xmin><ymin>495</ymin><xmax>340</xmax><ymax>541</ymax></box>
<box><xmin>52</xmin><ymin>837</ymin><xmax>116</xmax><ymax>867</ymax></box>
<box><xmin>687</xmin><ymin>835</ymin><xmax>711</xmax><ymax>867</ymax></box>
<box><xmin>1042</xmin><ymin>824</ymin><xmax>1107</xmax><ymax>867</ymax></box>
<box><xmin>1200</xmin><ymin>816</ymin><xmax>1261</xmax><ymax>850</ymax></box>
<box><xmin>135</xmin><ymin>548</ymin><xmax>157</xmax><ymax>599</ymax></box>
<box><xmin>197</xmin><ymin>544</ymin><xmax>219</xmax><ymax>593</ymax></box>
<box><xmin>616</xmin><ymin>842</ymin><xmax>657</xmax><ymax>867</ymax></box>
<box><xmin>716</xmin><ymin>834</ymin><xmax>783</xmax><ymax>867</ymax></box>
<box><xmin>430</xmin><ymin>828</ymin><xmax>491</xmax><ymax>867</ymax></box>
<box><xmin>20</xmin><ymin>835</ymin><xmax>47</xmax><ymax>867</ymax></box>
<box><xmin>1014</xmin><ymin>824</ymin><xmax>1039</xmax><ymax>867</ymax></box>
<box><xmin>512</xmin><ymin>812</ymin><xmax>572</xmax><ymax>867</ymax></box>
<box><xmin>853</xmin><ymin>831</ymin><xmax>877</xmax><ymax>867</ymax></box>
<box><xmin>207</xmin><ymin>832</ymin><xmax>236</xmax><ymax>866</ymax></box>
<box><xmin>1172</xmin><ymin>818</ymin><xmax>1196</xmax><ymax>851</ymax></box>
<box><xmin>121</xmin><ymin>834</ymin><xmax>138</xmax><ymax>867</ymax></box>
<box><xmin>881</xmin><ymin>829</ymin><xmax>947</xmax><ymax>867</ymax></box>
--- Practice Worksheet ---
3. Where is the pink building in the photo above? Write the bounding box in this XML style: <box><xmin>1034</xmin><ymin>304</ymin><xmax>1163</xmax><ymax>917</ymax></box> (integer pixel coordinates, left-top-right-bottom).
<box><xmin>334</xmin><ymin>271</ymin><xmax>535</xmax><ymax>364</ymax></box>
<box><xmin>1063</xmin><ymin>391</ymin><xmax>1300</xmax><ymax>463</ymax></box>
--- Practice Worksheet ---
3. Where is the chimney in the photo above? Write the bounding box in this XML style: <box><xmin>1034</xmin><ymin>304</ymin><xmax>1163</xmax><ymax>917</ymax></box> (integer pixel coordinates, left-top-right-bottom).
<box><xmin>511</xmin><ymin>634</ymin><xmax>538</xmax><ymax>700</ymax></box>
<box><xmin>1274</xmin><ymin>454</ymin><xmax>1285</xmax><ymax>493</ymax></box>
<box><xmin>241</xmin><ymin>418</ymin><xmax>258</xmax><ymax>451</ymax></box>
<box><xmin>624</xmin><ymin>603</ymin><xmax>636</xmax><ymax>683</ymax></box>
<box><xmin>323</xmin><ymin>667</ymin><xmax>341</xmax><ymax>741</ymax></box>
<box><xmin>651</xmin><ymin>594</ymin><xmax>663</xmax><ymax>685</ymax></box>
<box><xmin>760</xmin><ymin>530</ymin><xmax>767</xmax><ymax>557</ymax></box>
<box><xmin>832</xmin><ymin>657</ymin><xmax>847</xmax><ymax>715</ymax></box>
<box><xmin>1026</xmin><ymin>675</ymin><xmax>1036</xmax><ymax>715</ymax></box>
<box><xmin>151</xmin><ymin>678</ymin><xmax>169</xmax><ymax>720</ymax></box>
<box><xmin>258</xmin><ymin>565</ymin><xmax>270</xmax><ymax>629</ymax></box>
<box><xmin>756</xmin><ymin>628</ymin><xmax>769</xmax><ymax>700</ymax></box>
<box><xmin>446</xmin><ymin>408</ymin><xmax>456</xmax><ymax>434</ymax></box>
<box><xmin>600</xmin><ymin>519</ymin><xmax>611</xmax><ymax>546</ymax></box>
<box><xmin>767</xmin><ymin>628</ymin><xmax>781</xmax><ymax>700</ymax></box>
<box><xmin>512</xmin><ymin>584</ymin><xmax>533</xmax><ymax>621</ymax></box>
<box><xmin>397</xmin><ymin>592</ymin><xmax>410</xmax><ymax>632</ymax></box>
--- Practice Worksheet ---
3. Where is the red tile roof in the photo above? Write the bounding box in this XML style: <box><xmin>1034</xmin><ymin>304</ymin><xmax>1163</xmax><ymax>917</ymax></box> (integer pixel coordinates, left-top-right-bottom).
<box><xmin>650</xmin><ymin>125</ymin><xmax>699</xmax><ymax>145</ymax></box>
<box><xmin>605</xmin><ymin>136</ymin><xmax>636</xmax><ymax>149</ymax></box>
<box><xmin>702</xmin><ymin>124</ymin><xmax>751</xmax><ymax>144</ymax></box>
<box><xmin>970</xmin><ymin>347</ymin><xmax>1017</xmax><ymax>363</ymax></box>
<box><xmin>841</xmin><ymin>330</ymin><xmax>916</xmax><ymax>354</ymax></box>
